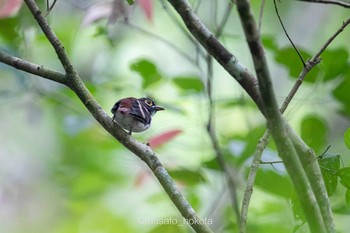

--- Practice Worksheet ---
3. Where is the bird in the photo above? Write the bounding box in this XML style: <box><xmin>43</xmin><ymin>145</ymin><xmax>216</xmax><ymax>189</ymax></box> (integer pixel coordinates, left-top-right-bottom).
<box><xmin>111</xmin><ymin>97</ymin><xmax>164</xmax><ymax>135</ymax></box>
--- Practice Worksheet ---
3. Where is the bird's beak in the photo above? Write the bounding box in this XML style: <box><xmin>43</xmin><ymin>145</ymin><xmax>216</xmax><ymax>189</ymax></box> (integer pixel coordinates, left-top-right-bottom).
<box><xmin>154</xmin><ymin>105</ymin><xmax>165</xmax><ymax>111</ymax></box>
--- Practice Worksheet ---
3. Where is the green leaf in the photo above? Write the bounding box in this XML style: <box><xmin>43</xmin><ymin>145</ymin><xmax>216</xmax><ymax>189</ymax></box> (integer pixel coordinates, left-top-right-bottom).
<box><xmin>318</xmin><ymin>153</ymin><xmax>340</xmax><ymax>196</ymax></box>
<box><xmin>262</xmin><ymin>35</ymin><xmax>278</xmax><ymax>51</ymax></box>
<box><xmin>130</xmin><ymin>59</ymin><xmax>162</xmax><ymax>88</ymax></box>
<box><xmin>322</xmin><ymin>48</ymin><xmax>349</xmax><ymax>81</ymax></box>
<box><xmin>255</xmin><ymin>169</ymin><xmax>294</xmax><ymax>198</ymax></box>
<box><xmin>332</xmin><ymin>72</ymin><xmax>350</xmax><ymax>116</ymax></box>
<box><xmin>346</xmin><ymin>189</ymin><xmax>350</xmax><ymax>208</ymax></box>
<box><xmin>275</xmin><ymin>47</ymin><xmax>319</xmax><ymax>82</ymax></box>
<box><xmin>168</xmin><ymin>168</ymin><xmax>206</xmax><ymax>186</ymax></box>
<box><xmin>0</xmin><ymin>18</ymin><xmax>20</xmax><ymax>46</ymax></box>
<box><xmin>201</xmin><ymin>157</ymin><xmax>221</xmax><ymax>171</ymax></box>
<box><xmin>126</xmin><ymin>0</ymin><xmax>135</xmax><ymax>5</ymax></box>
<box><xmin>172</xmin><ymin>76</ymin><xmax>204</xmax><ymax>93</ymax></box>
<box><xmin>336</xmin><ymin>167</ymin><xmax>350</xmax><ymax>189</ymax></box>
<box><xmin>292</xmin><ymin>195</ymin><xmax>306</xmax><ymax>222</ymax></box>
<box><xmin>301</xmin><ymin>115</ymin><xmax>327</xmax><ymax>153</ymax></box>
<box><xmin>344</xmin><ymin>128</ymin><xmax>350</xmax><ymax>150</ymax></box>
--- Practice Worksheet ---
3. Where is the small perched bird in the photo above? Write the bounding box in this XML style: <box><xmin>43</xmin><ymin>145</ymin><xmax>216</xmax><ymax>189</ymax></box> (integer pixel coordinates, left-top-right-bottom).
<box><xmin>111</xmin><ymin>97</ymin><xmax>164</xmax><ymax>135</ymax></box>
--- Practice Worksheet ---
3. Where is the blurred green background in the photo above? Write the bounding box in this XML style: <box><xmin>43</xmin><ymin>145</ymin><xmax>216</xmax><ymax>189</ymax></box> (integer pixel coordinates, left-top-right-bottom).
<box><xmin>1</xmin><ymin>0</ymin><xmax>350</xmax><ymax>232</ymax></box>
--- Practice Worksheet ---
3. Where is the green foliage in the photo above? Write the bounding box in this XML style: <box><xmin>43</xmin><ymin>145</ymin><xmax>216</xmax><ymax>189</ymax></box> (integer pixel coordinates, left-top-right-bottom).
<box><xmin>172</xmin><ymin>76</ymin><xmax>204</xmax><ymax>93</ymax></box>
<box><xmin>292</xmin><ymin>195</ymin><xmax>306</xmax><ymax>223</ymax></box>
<box><xmin>274</xmin><ymin>47</ymin><xmax>319</xmax><ymax>82</ymax></box>
<box><xmin>346</xmin><ymin>189</ymin><xmax>350</xmax><ymax>208</ymax></box>
<box><xmin>130</xmin><ymin>58</ymin><xmax>162</xmax><ymax>88</ymax></box>
<box><xmin>0</xmin><ymin>18</ymin><xmax>20</xmax><ymax>46</ymax></box>
<box><xmin>168</xmin><ymin>168</ymin><xmax>206</xmax><ymax>186</ymax></box>
<box><xmin>332</xmin><ymin>71</ymin><xmax>350</xmax><ymax>116</ymax></box>
<box><xmin>301</xmin><ymin>115</ymin><xmax>327</xmax><ymax>153</ymax></box>
<box><xmin>2</xmin><ymin>1</ymin><xmax>350</xmax><ymax>233</ymax></box>
<box><xmin>321</xmin><ymin>48</ymin><xmax>349</xmax><ymax>81</ymax></box>
<box><xmin>255</xmin><ymin>169</ymin><xmax>294</xmax><ymax>198</ymax></box>
<box><xmin>336</xmin><ymin>167</ymin><xmax>350</xmax><ymax>189</ymax></box>
<box><xmin>318</xmin><ymin>153</ymin><xmax>340</xmax><ymax>196</ymax></box>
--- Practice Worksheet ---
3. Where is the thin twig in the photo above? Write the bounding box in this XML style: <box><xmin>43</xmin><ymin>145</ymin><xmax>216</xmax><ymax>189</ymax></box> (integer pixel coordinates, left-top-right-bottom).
<box><xmin>0</xmin><ymin>50</ymin><xmax>66</xmax><ymax>85</ymax></box>
<box><xmin>239</xmin><ymin>130</ymin><xmax>270</xmax><ymax>233</ymax></box>
<box><xmin>260</xmin><ymin>160</ymin><xmax>283</xmax><ymax>164</ymax></box>
<box><xmin>258</xmin><ymin>0</ymin><xmax>266</xmax><ymax>33</ymax></box>
<box><xmin>273</xmin><ymin>0</ymin><xmax>306</xmax><ymax>67</ymax></box>
<box><xmin>279</xmin><ymin>17</ymin><xmax>350</xmax><ymax>113</ymax></box>
<box><xmin>215</xmin><ymin>0</ymin><xmax>234</xmax><ymax>38</ymax></box>
<box><xmin>205</xmin><ymin>1</ymin><xmax>240</xmax><ymax>225</ymax></box>
<box><xmin>45</xmin><ymin>0</ymin><xmax>58</xmax><ymax>16</ymax></box>
<box><xmin>206</xmin><ymin>55</ymin><xmax>241</xmax><ymax>227</ymax></box>
<box><xmin>295</xmin><ymin>0</ymin><xmax>350</xmax><ymax>8</ymax></box>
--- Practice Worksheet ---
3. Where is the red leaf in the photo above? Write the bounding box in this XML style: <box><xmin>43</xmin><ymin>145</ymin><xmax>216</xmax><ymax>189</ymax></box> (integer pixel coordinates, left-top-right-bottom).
<box><xmin>149</xmin><ymin>129</ymin><xmax>182</xmax><ymax>149</ymax></box>
<box><xmin>0</xmin><ymin>0</ymin><xmax>23</xmax><ymax>18</ymax></box>
<box><xmin>138</xmin><ymin>0</ymin><xmax>153</xmax><ymax>22</ymax></box>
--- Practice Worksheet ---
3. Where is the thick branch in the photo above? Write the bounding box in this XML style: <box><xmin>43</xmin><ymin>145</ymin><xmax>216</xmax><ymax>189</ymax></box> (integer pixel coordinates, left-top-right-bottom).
<box><xmin>240</xmin><ymin>14</ymin><xmax>350</xmax><ymax>233</ymax></box>
<box><xmin>235</xmin><ymin>0</ymin><xmax>330</xmax><ymax>232</ymax></box>
<box><xmin>236</xmin><ymin>0</ymin><xmax>279</xmax><ymax>116</ymax></box>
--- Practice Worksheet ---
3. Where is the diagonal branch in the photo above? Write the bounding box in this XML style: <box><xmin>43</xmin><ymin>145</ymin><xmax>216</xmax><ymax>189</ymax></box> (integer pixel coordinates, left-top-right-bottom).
<box><xmin>3</xmin><ymin>1</ymin><xmax>214</xmax><ymax>233</ymax></box>
<box><xmin>295</xmin><ymin>0</ymin><xmax>350</xmax><ymax>8</ymax></box>
<box><xmin>0</xmin><ymin>50</ymin><xmax>66</xmax><ymax>85</ymax></box>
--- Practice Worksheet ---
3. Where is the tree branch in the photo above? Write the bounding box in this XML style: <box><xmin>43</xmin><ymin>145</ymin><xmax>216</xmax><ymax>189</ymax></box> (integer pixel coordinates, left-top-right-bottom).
<box><xmin>240</xmin><ymin>15</ymin><xmax>350</xmax><ymax>233</ymax></box>
<box><xmin>274</xmin><ymin>0</ymin><xmax>306</xmax><ymax>67</ymax></box>
<box><xmin>295</xmin><ymin>0</ymin><xmax>350</xmax><ymax>8</ymax></box>
<box><xmin>1</xmin><ymin>1</ymin><xmax>214</xmax><ymax>233</ymax></box>
<box><xmin>206</xmin><ymin>55</ymin><xmax>240</xmax><ymax>226</ymax></box>
<box><xmin>236</xmin><ymin>0</ymin><xmax>279</xmax><ymax>117</ymax></box>
<box><xmin>205</xmin><ymin>1</ymin><xmax>240</xmax><ymax>225</ymax></box>
<box><xmin>0</xmin><ymin>50</ymin><xmax>66</xmax><ymax>85</ymax></box>
<box><xmin>235</xmin><ymin>0</ymin><xmax>330</xmax><ymax>232</ymax></box>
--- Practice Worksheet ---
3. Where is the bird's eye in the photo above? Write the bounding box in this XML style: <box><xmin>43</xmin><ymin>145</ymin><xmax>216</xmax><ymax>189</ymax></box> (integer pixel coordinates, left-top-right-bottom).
<box><xmin>145</xmin><ymin>99</ymin><xmax>153</xmax><ymax>106</ymax></box>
